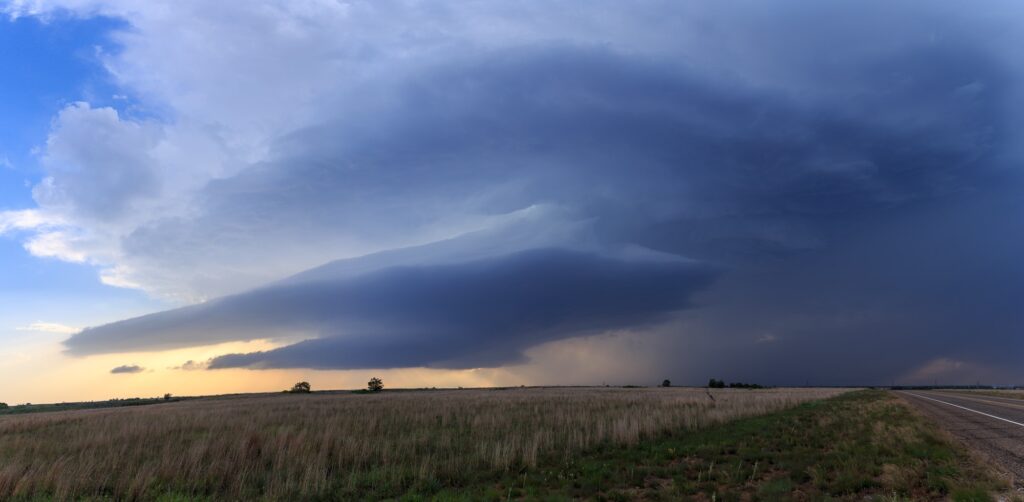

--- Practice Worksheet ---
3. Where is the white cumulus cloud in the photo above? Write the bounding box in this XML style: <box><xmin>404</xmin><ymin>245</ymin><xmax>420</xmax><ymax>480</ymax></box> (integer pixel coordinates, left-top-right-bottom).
<box><xmin>16</xmin><ymin>322</ymin><xmax>80</xmax><ymax>335</ymax></box>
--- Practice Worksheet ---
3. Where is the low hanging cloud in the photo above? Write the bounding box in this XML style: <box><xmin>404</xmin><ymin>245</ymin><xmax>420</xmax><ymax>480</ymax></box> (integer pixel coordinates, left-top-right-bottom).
<box><xmin>68</xmin><ymin>247</ymin><xmax>717</xmax><ymax>369</ymax></box>
<box><xmin>169</xmin><ymin>360</ymin><xmax>209</xmax><ymax>371</ymax></box>
<box><xmin>110</xmin><ymin>364</ymin><xmax>144</xmax><ymax>374</ymax></box>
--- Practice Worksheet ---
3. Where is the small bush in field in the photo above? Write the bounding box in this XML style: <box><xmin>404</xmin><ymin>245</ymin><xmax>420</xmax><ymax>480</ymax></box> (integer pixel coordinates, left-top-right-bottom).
<box><xmin>367</xmin><ymin>377</ymin><xmax>383</xmax><ymax>392</ymax></box>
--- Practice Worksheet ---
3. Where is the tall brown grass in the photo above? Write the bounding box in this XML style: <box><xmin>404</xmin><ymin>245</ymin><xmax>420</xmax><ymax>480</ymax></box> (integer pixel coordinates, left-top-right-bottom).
<box><xmin>946</xmin><ymin>388</ymin><xmax>1024</xmax><ymax>400</ymax></box>
<box><xmin>0</xmin><ymin>387</ymin><xmax>846</xmax><ymax>499</ymax></box>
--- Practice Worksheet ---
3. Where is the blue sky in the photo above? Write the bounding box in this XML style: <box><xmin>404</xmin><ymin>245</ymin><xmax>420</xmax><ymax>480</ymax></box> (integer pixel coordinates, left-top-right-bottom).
<box><xmin>0</xmin><ymin>13</ymin><xmax>153</xmax><ymax>300</ymax></box>
<box><xmin>1</xmin><ymin>1</ymin><xmax>1023</xmax><ymax>403</ymax></box>
<box><xmin>1</xmin><ymin>13</ymin><xmax>164</xmax><ymax>392</ymax></box>
<box><xmin>1</xmin><ymin>14</ymin><xmax>120</xmax><ymax>193</ymax></box>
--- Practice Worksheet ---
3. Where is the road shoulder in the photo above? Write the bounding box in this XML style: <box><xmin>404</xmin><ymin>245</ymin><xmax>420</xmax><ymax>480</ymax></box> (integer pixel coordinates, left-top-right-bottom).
<box><xmin>898</xmin><ymin>391</ymin><xmax>1024</xmax><ymax>496</ymax></box>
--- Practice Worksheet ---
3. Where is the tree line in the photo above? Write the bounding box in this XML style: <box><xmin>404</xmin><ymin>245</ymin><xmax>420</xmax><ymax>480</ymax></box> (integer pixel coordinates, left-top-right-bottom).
<box><xmin>708</xmin><ymin>379</ymin><xmax>765</xmax><ymax>389</ymax></box>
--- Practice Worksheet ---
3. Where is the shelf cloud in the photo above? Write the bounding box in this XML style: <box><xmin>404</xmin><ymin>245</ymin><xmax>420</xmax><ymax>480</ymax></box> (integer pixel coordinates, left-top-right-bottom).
<box><xmin>69</xmin><ymin>247</ymin><xmax>718</xmax><ymax>369</ymax></box>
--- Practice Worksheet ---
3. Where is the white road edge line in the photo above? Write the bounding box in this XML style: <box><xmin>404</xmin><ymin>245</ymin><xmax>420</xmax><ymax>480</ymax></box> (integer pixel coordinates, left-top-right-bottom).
<box><xmin>905</xmin><ymin>392</ymin><xmax>1024</xmax><ymax>428</ymax></box>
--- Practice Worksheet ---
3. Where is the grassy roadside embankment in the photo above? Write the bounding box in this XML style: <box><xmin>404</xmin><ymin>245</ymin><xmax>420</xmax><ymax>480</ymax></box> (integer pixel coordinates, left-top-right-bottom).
<box><xmin>464</xmin><ymin>390</ymin><xmax>1011</xmax><ymax>501</ymax></box>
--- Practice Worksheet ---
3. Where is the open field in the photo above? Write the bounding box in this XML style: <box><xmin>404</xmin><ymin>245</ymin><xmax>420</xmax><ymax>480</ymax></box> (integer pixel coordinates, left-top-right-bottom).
<box><xmin>949</xmin><ymin>389</ymin><xmax>1024</xmax><ymax>401</ymax></box>
<box><xmin>0</xmin><ymin>387</ymin><xmax>842</xmax><ymax>500</ymax></box>
<box><xmin>0</xmin><ymin>397</ymin><xmax>183</xmax><ymax>416</ymax></box>
<box><xmin>1</xmin><ymin>387</ymin><xmax>1012</xmax><ymax>501</ymax></box>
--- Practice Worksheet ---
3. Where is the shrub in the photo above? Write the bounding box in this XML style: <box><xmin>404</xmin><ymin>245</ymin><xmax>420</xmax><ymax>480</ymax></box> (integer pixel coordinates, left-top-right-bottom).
<box><xmin>289</xmin><ymin>382</ymin><xmax>312</xmax><ymax>393</ymax></box>
<box><xmin>367</xmin><ymin>377</ymin><xmax>383</xmax><ymax>392</ymax></box>
<box><xmin>661</xmin><ymin>379</ymin><xmax>671</xmax><ymax>388</ymax></box>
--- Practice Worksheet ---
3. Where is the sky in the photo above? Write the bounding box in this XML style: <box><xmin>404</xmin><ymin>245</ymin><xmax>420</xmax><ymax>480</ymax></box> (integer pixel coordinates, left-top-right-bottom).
<box><xmin>1</xmin><ymin>1</ymin><xmax>1023</xmax><ymax>404</ymax></box>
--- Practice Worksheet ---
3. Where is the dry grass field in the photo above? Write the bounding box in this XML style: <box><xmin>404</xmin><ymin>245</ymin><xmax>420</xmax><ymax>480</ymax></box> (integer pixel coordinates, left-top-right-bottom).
<box><xmin>953</xmin><ymin>389</ymin><xmax>1024</xmax><ymax>400</ymax></box>
<box><xmin>0</xmin><ymin>387</ymin><xmax>844</xmax><ymax>500</ymax></box>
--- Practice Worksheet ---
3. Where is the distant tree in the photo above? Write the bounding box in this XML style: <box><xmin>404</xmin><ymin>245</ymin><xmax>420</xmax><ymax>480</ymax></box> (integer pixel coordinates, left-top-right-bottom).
<box><xmin>290</xmin><ymin>382</ymin><xmax>312</xmax><ymax>393</ymax></box>
<box><xmin>367</xmin><ymin>377</ymin><xmax>383</xmax><ymax>392</ymax></box>
<box><xmin>163</xmin><ymin>393</ymin><xmax>173</xmax><ymax>401</ymax></box>
<box><xmin>0</xmin><ymin>402</ymin><xmax>7</xmax><ymax>409</ymax></box>
<box><xmin>661</xmin><ymin>379</ymin><xmax>671</xmax><ymax>388</ymax></box>
<box><xmin>708</xmin><ymin>378</ymin><xmax>726</xmax><ymax>389</ymax></box>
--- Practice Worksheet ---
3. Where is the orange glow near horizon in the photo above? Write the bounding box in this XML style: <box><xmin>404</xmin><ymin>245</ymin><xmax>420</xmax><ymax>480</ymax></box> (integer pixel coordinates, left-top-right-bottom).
<box><xmin>0</xmin><ymin>336</ymin><xmax>533</xmax><ymax>405</ymax></box>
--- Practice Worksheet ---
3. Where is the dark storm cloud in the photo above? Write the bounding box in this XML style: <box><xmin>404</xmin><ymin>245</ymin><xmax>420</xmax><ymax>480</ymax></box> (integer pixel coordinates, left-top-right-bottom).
<box><xmin>70</xmin><ymin>248</ymin><xmax>717</xmax><ymax>369</ymax></box>
<box><xmin>66</xmin><ymin>1</ymin><xmax>1024</xmax><ymax>383</ymax></box>
<box><xmin>110</xmin><ymin>365</ymin><xmax>144</xmax><ymax>374</ymax></box>
<box><xmin>128</xmin><ymin>38</ymin><xmax>1010</xmax><ymax>270</ymax></box>
<box><xmin>678</xmin><ymin>189</ymin><xmax>1024</xmax><ymax>386</ymax></box>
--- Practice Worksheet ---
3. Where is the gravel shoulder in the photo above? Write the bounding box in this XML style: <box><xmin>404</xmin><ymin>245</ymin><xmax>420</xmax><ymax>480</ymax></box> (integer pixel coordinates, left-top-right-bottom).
<box><xmin>899</xmin><ymin>390</ymin><xmax>1024</xmax><ymax>487</ymax></box>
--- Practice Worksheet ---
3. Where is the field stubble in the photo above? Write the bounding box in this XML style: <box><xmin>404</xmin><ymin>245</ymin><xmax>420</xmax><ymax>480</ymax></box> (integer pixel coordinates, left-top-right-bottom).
<box><xmin>951</xmin><ymin>389</ymin><xmax>1024</xmax><ymax>400</ymax></box>
<box><xmin>0</xmin><ymin>386</ymin><xmax>845</xmax><ymax>499</ymax></box>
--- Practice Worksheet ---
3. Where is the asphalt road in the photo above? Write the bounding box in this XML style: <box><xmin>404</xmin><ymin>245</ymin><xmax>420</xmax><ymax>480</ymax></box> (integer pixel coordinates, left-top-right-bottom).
<box><xmin>899</xmin><ymin>390</ymin><xmax>1024</xmax><ymax>481</ymax></box>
